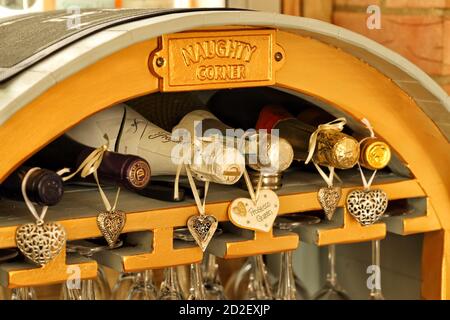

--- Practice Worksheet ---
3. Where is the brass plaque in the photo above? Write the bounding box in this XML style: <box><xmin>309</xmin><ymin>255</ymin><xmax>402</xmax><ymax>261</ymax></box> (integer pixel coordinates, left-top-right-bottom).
<box><xmin>150</xmin><ymin>29</ymin><xmax>284</xmax><ymax>92</ymax></box>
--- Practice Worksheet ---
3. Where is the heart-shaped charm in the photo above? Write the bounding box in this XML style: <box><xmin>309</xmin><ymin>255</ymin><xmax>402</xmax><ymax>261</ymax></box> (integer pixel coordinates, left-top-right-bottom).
<box><xmin>96</xmin><ymin>210</ymin><xmax>126</xmax><ymax>247</ymax></box>
<box><xmin>318</xmin><ymin>186</ymin><xmax>341</xmax><ymax>220</ymax></box>
<box><xmin>228</xmin><ymin>190</ymin><xmax>279</xmax><ymax>232</ymax></box>
<box><xmin>15</xmin><ymin>222</ymin><xmax>66</xmax><ymax>266</ymax></box>
<box><xmin>346</xmin><ymin>189</ymin><xmax>388</xmax><ymax>226</ymax></box>
<box><xmin>187</xmin><ymin>214</ymin><xmax>218</xmax><ymax>251</ymax></box>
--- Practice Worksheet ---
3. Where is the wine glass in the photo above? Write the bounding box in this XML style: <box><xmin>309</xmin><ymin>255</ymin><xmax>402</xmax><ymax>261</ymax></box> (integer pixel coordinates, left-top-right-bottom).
<box><xmin>10</xmin><ymin>287</ymin><xmax>37</xmax><ymax>300</ymax></box>
<box><xmin>127</xmin><ymin>270</ymin><xmax>158</xmax><ymax>300</ymax></box>
<box><xmin>369</xmin><ymin>240</ymin><xmax>384</xmax><ymax>300</ymax></box>
<box><xmin>63</xmin><ymin>239</ymin><xmax>122</xmax><ymax>300</ymax></box>
<box><xmin>312</xmin><ymin>244</ymin><xmax>350</xmax><ymax>300</ymax></box>
<box><xmin>111</xmin><ymin>272</ymin><xmax>136</xmax><ymax>300</ymax></box>
<box><xmin>273</xmin><ymin>214</ymin><xmax>321</xmax><ymax>300</ymax></box>
<box><xmin>202</xmin><ymin>253</ymin><xmax>227</xmax><ymax>300</ymax></box>
<box><xmin>172</xmin><ymin>227</ymin><xmax>211</xmax><ymax>300</ymax></box>
<box><xmin>246</xmin><ymin>255</ymin><xmax>273</xmax><ymax>300</ymax></box>
<box><xmin>158</xmin><ymin>267</ymin><xmax>185</xmax><ymax>300</ymax></box>
<box><xmin>0</xmin><ymin>249</ymin><xmax>34</xmax><ymax>300</ymax></box>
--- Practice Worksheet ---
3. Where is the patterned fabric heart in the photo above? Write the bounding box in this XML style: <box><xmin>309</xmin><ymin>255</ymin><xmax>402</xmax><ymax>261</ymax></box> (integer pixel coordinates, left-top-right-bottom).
<box><xmin>346</xmin><ymin>189</ymin><xmax>388</xmax><ymax>226</ymax></box>
<box><xmin>318</xmin><ymin>186</ymin><xmax>341</xmax><ymax>220</ymax></box>
<box><xmin>97</xmin><ymin>210</ymin><xmax>126</xmax><ymax>247</ymax></box>
<box><xmin>187</xmin><ymin>214</ymin><xmax>218</xmax><ymax>252</ymax></box>
<box><xmin>15</xmin><ymin>222</ymin><xmax>66</xmax><ymax>266</ymax></box>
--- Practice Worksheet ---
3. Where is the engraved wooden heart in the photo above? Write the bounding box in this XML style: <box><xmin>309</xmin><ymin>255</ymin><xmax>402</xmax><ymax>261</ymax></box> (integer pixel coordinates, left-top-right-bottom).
<box><xmin>228</xmin><ymin>190</ymin><xmax>279</xmax><ymax>232</ymax></box>
<box><xmin>96</xmin><ymin>210</ymin><xmax>126</xmax><ymax>247</ymax></box>
<box><xmin>187</xmin><ymin>214</ymin><xmax>218</xmax><ymax>252</ymax></box>
<box><xmin>318</xmin><ymin>186</ymin><xmax>341</xmax><ymax>221</ymax></box>
<box><xmin>346</xmin><ymin>189</ymin><xmax>388</xmax><ymax>226</ymax></box>
<box><xmin>15</xmin><ymin>222</ymin><xmax>66</xmax><ymax>266</ymax></box>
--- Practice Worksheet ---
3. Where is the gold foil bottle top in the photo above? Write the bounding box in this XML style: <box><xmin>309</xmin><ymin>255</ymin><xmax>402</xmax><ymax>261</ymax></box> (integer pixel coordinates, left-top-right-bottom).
<box><xmin>314</xmin><ymin>129</ymin><xmax>360</xmax><ymax>169</ymax></box>
<box><xmin>360</xmin><ymin>138</ymin><xmax>391</xmax><ymax>170</ymax></box>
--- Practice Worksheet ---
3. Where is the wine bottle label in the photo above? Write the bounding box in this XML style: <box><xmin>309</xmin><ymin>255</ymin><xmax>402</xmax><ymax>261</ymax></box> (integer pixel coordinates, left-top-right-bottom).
<box><xmin>67</xmin><ymin>104</ymin><xmax>181</xmax><ymax>176</ymax></box>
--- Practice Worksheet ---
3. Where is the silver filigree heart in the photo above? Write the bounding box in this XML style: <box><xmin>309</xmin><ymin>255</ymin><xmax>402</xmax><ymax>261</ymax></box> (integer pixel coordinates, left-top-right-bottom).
<box><xmin>15</xmin><ymin>222</ymin><xmax>66</xmax><ymax>266</ymax></box>
<box><xmin>187</xmin><ymin>214</ymin><xmax>218</xmax><ymax>252</ymax></box>
<box><xmin>346</xmin><ymin>189</ymin><xmax>388</xmax><ymax>226</ymax></box>
<box><xmin>97</xmin><ymin>210</ymin><xmax>126</xmax><ymax>247</ymax></box>
<box><xmin>318</xmin><ymin>186</ymin><xmax>341</xmax><ymax>221</ymax></box>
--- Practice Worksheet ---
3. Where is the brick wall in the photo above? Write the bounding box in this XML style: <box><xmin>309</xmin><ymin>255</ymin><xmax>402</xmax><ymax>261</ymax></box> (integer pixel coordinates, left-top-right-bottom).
<box><xmin>333</xmin><ymin>0</ymin><xmax>450</xmax><ymax>94</ymax></box>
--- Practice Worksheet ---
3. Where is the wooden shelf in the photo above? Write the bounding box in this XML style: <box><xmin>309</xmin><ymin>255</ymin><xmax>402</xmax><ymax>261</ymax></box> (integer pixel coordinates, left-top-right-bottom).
<box><xmin>0</xmin><ymin>168</ymin><xmax>434</xmax><ymax>282</ymax></box>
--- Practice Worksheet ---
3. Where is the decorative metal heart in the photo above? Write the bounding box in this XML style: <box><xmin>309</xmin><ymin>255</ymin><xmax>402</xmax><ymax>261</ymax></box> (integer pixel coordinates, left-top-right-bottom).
<box><xmin>228</xmin><ymin>190</ymin><xmax>279</xmax><ymax>232</ymax></box>
<box><xmin>318</xmin><ymin>186</ymin><xmax>341</xmax><ymax>221</ymax></box>
<box><xmin>346</xmin><ymin>189</ymin><xmax>388</xmax><ymax>226</ymax></box>
<box><xmin>96</xmin><ymin>210</ymin><xmax>126</xmax><ymax>247</ymax></box>
<box><xmin>187</xmin><ymin>214</ymin><xmax>218</xmax><ymax>252</ymax></box>
<box><xmin>15</xmin><ymin>222</ymin><xmax>66</xmax><ymax>266</ymax></box>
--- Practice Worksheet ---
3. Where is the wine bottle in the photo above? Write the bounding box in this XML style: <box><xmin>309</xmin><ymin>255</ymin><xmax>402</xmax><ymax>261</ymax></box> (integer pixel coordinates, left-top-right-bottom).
<box><xmin>0</xmin><ymin>166</ymin><xmax>64</xmax><ymax>206</ymax></box>
<box><xmin>27</xmin><ymin>135</ymin><xmax>151</xmax><ymax>191</ymax></box>
<box><xmin>66</xmin><ymin>104</ymin><xmax>245</xmax><ymax>185</ymax></box>
<box><xmin>256</xmin><ymin>105</ymin><xmax>360</xmax><ymax>169</ymax></box>
<box><xmin>172</xmin><ymin>110</ymin><xmax>294</xmax><ymax>174</ymax></box>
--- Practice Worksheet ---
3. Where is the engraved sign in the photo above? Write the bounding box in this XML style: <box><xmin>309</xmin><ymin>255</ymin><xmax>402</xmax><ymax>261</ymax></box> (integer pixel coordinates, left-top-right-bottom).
<box><xmin>151</xmin><ymin>29</ymin><xmax>284</xmax><ymax>92</ymax></box>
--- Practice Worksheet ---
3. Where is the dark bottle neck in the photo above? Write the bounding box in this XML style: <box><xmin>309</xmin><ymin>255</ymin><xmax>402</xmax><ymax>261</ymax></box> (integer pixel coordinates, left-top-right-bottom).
<box><xmin>0</xmin><ymin>166</ymin><xmax>64</xmax><ymax>206</ymax></box>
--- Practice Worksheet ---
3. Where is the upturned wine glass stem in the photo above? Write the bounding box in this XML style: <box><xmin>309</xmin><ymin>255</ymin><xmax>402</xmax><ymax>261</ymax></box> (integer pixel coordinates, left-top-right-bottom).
<box><xmin>189</xmin><ymin>263</ymin><xmax>206</xmax><ymax>300</ymax></box>
<box><xmin>252</xmin><ymin>255</ymin><xmax>273</xmax><ymax>300</ymax></box>
<box><xmin>370</xmin><ymin>240</ymin><xmax>384</xmax><ymax>299</ymax></box>
<box><xmin>327</xmin><ymin>245</ymin><xmax>337</xmax><ymax>286</ymax></box>
<box><xmin>277</xmin><ymin>251</ymin><xmax>296</xmax><ymax>300</ymax></box>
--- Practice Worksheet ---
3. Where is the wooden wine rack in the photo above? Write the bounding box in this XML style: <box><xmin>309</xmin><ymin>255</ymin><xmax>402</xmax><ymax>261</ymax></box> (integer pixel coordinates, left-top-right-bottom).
<box><xmin>0</xmin><ymin>13</ymin><xmax>448</xmax><ymax>299</ymax></box>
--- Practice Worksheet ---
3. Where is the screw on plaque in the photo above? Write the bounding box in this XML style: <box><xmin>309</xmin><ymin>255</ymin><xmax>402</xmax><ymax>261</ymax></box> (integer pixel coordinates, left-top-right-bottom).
<box><xmin>274</xmin><ymin>52</ymin><xmax>283</xmax><ymax>62</ymax></box>
<box><xmin>156</xmin><ymin>57</ymin><xmax>165</xmax><ymax>67</ymax></box>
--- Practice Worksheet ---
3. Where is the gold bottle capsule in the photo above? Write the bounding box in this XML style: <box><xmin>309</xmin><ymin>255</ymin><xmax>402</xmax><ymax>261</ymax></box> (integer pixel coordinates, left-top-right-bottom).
<box><xmin>359</xmin><ymin>137</ymin><xmax>391</xmax><ymax>170</ymax></box>
<box><xmin>313</xmin><ymin>129</ymin><xmax>360</xmax><ymax>169</ymax></box>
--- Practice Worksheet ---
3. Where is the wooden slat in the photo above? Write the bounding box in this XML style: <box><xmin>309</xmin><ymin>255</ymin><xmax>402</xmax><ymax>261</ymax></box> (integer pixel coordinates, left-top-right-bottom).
<box><xmin>302</xmin><ymin>0</ymin><xmax>333</xmax><ymax>22</ymax></box>
<box><xmin>282</xmin><ymin>0</ymin><xmax>301</xmax><ymax>16</ymax></box>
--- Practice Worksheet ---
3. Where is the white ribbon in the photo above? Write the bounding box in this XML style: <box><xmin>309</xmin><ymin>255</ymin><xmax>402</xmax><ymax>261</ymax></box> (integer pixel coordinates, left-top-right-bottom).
<box><xmin>361</xmin><ymin>117</ymin><xmax>375</xmax><ymax>138</ymax></box>
<box><xmin>358</xmin><ymin>118</ymin><xmax>378</xmax><ymax>190</ymax></box>
<box><xmin>358</xmin><ymin>163</ymin><xmax>377</xmax><ymax>191</ymax></box>
<box><xmin>242</xmin><ymin>168</ymin><xmax>263</xmax><ymax>205</ymax></box>
<box><xmin>185</xmin><ymin>164</ymin><xmax>209</xmax><ymax>216</ymax></box>
<box><xmin>21</xmin><ymin>167</ymin><xmax>70</xmax><ymax>224</ymax></box>
<box><xmin>305</xmin><ymin>118</ymin><xmax>346</xmax><ymax>188</ymax></box>
<box><xmin>305</xmin><ymin>117</ymin><xmax>347</xmax><ymax>165</ymax></box>
<box><xmin>61</xmin><ymin>135</ymin><xmax>120</xmax><ymax>212</ymax></box>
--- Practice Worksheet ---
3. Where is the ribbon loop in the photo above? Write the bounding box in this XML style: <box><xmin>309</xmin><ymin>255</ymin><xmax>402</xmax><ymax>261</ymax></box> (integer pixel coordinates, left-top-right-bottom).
<box><xmin>305</xmin><ymin>117</ymin><xmax>347</xmax><ymax>165</ymax></box>
<box><xmin>60</xmin><ymin>135</ymin><xmax>120</xmax><ymax>213</ymax></box>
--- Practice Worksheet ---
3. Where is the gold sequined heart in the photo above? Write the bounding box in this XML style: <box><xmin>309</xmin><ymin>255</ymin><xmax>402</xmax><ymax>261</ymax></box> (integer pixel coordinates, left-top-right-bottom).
<box><xmin>187</xmin><ymin>214</ymin><xmax>218</xmax><ymax>252</ymax></box>
<box><xmin>96</xmin><ymin>210</ymin><xmax>126</xmax><ymax>247</ymax></box>
<box><xmin>318</xmin><ymin>186</ymin><xmax>341</xmax><ymax>220</ymax></box>
<box><xmin>15</xmin><ymin>222</ymin><xmax>66</xmax><ymax>266</ymax></box>
<box><xmin>346</xmin><ymin>189</ymin><xmax>388</xmax><ymax>226</ymax></box>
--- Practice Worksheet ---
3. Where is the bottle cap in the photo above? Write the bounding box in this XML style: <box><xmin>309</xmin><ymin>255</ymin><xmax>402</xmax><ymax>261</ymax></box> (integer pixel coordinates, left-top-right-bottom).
<box><xmin>360</xmin><ymin>138</ymin><xmax>391</xmax><ymax>170</ymax></box>
<box><xmin>32</xmin><ymin>169</ymin><xmax>64</xmax><ymax>206</ymax></box>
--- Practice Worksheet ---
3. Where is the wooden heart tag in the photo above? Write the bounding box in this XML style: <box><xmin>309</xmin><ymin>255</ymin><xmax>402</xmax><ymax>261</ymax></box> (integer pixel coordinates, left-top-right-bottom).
<box><xmin>228</xmin><ymin>189</ymin><xmax>279</xmax><ymax>232</ymax></box>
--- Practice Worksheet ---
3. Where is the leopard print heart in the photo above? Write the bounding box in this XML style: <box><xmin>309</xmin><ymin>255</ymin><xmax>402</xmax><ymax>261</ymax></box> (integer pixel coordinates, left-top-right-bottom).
<box><xmin>346</xmin><ymin>189</ymin><xmax>388</xmax><ymax>226</ymax></box>
<box><xmin>15</xmin><ymin>222</ymin><xmax>66</xmax><ymax>266</ymax></box>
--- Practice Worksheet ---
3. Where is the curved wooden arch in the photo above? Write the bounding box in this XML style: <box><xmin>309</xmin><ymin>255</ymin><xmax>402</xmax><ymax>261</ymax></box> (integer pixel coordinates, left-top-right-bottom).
<box><xmin>0</xmin><ymin>29</ymin><xmax>449</xmax><ymax>298</ymax></box>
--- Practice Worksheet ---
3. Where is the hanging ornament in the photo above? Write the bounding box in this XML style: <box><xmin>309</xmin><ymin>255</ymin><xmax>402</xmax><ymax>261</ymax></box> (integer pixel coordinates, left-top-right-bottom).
<box><xmin>346</xmin><ymin>119</ymin><xmax>389</xmax><ymax>226</ymax></box>
<box><xmin>305</xmin><ymin>118</ymin><xmax>348</xmax><ymax>221</ymax></box>
<box><xmin>15</xmin><ymin>168</ymin><xmax>66</xmax><ymax>266</ymax></box>
<box><xmin>228</xmin><ymin>169</ymin><xmax>279</xmax><ymax>232</ymax></box>
<box><xmin>183</xmin><ymin>165</ymin><xmax>218</xmax><ymax>251</ymax></box>
<box><xmin>61</xmin><ymin>136</ymin><xmax>124</xmax><ymax>247</ymax></box>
